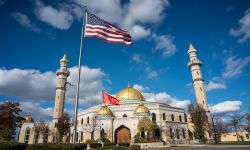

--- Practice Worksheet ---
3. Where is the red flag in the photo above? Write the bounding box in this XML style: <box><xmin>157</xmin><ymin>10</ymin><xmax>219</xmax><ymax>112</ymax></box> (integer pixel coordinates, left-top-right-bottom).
<box><xmin>102</xmin><ymin>91</ymin><xmax>119</xmax><ymax>105</ymax></box>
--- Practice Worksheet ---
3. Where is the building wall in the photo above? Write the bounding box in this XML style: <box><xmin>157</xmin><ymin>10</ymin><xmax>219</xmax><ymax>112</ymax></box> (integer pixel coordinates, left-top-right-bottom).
<box><xmin>73</xmin><ymin>101</ymin><xmax>188</xmax><ymax>143</ymax></box>
<box><xmin>221</xmin><ymin>132</ymin><xmax>250</xmax><ymax>142</ymax></box>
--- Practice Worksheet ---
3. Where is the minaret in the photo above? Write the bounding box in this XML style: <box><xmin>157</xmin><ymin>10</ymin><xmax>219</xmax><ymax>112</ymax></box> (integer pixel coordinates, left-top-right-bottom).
<box><xmin>53</xmin><ymin>53</ymin><xmax>70</xmax><ymax>121</ymax></box>
<box><xmin>187</xmin><ymin>43</ymin><xmax>209</xmax><ymax>111</ymax></box>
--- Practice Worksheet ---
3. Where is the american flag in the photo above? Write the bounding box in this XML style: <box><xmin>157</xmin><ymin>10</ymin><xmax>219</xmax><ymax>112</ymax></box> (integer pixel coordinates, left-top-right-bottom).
<box><xmin>84</xmin><ymin>11</ymin><xmax>132</xmax><ymax>45</ymax></box>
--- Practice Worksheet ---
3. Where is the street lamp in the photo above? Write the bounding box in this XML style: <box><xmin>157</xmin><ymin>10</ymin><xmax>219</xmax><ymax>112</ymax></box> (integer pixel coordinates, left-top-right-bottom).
<box><xmin>210</xmin><ymin>114</ymin><xmax>218</xmax><ymax>144</ymax></box>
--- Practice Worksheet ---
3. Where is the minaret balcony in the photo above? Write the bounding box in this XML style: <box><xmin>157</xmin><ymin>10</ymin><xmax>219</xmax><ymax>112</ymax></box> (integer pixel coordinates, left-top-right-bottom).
<box><xmin>187</xmin><ymin>60</ymin><xmax>202</xmax><ymax>68</ymax></box>
<box><xmin>56</xmin><ymin>69</ymin><xmax>70</xmax><ymax>76</ymax></box>
<box><xmin>192</xmin><ymin>78</ymin><xmax>204</xmax><ymax>83</ymax></box>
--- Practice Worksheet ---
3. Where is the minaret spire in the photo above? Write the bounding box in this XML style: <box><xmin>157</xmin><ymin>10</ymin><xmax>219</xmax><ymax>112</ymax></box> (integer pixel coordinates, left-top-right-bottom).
<box><xmin>187</xmin><ymin>43</ymin><xmax>209</xmax><ymax>111</ymax></box>
<box><xmin>53</xmin><ymin>53</ymin><xmax>70</xmax><ymax>122</ymax></box>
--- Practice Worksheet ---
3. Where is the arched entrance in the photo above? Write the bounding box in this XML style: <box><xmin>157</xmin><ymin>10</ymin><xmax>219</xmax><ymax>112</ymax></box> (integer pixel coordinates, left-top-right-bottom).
<box><xmin>115</xmin><ymin>125</ymin><xmax>131</xmax><ymax>144</ymax></box>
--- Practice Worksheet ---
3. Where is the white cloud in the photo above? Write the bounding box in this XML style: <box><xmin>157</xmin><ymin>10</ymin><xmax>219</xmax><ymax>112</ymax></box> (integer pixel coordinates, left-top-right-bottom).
<box><xmin>0</xmin><ymin>66</ymin><xmax>106</xmax><ymax>107</ymax></box>
<box><xmin>20</xmin><ymin>101</ymin><xmax>53</xmax><ymax>121</ymax></box>
<box><xmin>67</xmin><ymin>0</ymin><xmax>170</xmax><ymax>41</ymax></box>
<box><xmin>185</xmin><ymin>82</ymin><xmax>192</xmax><ymax>87</ymax></box>
<box><xmin>222</xmin><ymin>55</ymin><xmax>250</xmax><ymax>79</ymax></box>
<box><xmin>0</xmin><ymin>68</ymin><xmax>56</xmax><ymax>100</ymax></box>
<box><xmin>209</xmin><ymin>101</ymin><xmax>242</xmax><ymax>114</ymax></box>
<box><xmin>147</xmin><ymin>70</ymin><xmax>159</xmax><ymax>80</ymax></box>
<box><xmin>30</xmin><ymin>0</ymin><xmax>177</xmax><ymax>58</ymax></box>
<box><xmin>123</xmin><ymin>0</ymin><xmax>169</xmax><ymax>27</ymax></box>
<box><xmin>11</xmin><ymin>12</ymin><xmax>41</xmax><ymax>32</ymax></box>
<box><xmin>205</xmin><ymin>81</ymin><xmax>226</xmax><ymax>91</ymax></box>
<box><xmin>230</xmin><ymin>8</ymin><xmax>250</xmax><ymax>43</ymax></box>
<box><xmin>130</xmin><ymin>25</ymin><xmax>151</xmax><ymax>40</ymax></box>
<box><xmin>152</xmin><ymin>34</ymin><xmax>177</xmax><ymax>58</ymax></box>
<box><xmin>144</xmin><ymin>92</ymin><xmax>191</xmax><ymax>109</ymax></box>
<box><xmin>35</xmin><ymin>1</ymin><xmax>74</xmax><ymax>30</ymax></box>
<box><xmin>66</xmin><ymin>66</ymin><xmax>106</xmax><ymax>106</ymax></box>
<box><xmin>84</xmin><ymin>0</ymin><xmax>123</xmax><ymax>24</ymax></box>
<box><xmin>132</xmin><ymin>53</ymin><xmax>141</xmax><ymax>64</ymax></box>
<box><xmin>133</xmin><ymin>84</ymin><xmax>149</xmax><ymax>92</ymax></box>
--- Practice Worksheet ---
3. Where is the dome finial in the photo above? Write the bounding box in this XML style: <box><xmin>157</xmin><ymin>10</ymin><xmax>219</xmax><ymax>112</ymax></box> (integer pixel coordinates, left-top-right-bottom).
<box><xmin>128</xmin><ymin>84</ymin><xmax>131</xmax><ymax>88</ymax></box>
<box><xmin>189</xmin><ymin>42</ymin><xmax>195</xmax><ymax>51</ymax></box>
<box><xmin>188</xmin><ymin>42</ymin><xmax>197</xmax><ymax>54</ymax></box>
<box><xmin>60</xmin><ymin>52</ymin><xmax>69</xmax><ymax>63</ymax></box>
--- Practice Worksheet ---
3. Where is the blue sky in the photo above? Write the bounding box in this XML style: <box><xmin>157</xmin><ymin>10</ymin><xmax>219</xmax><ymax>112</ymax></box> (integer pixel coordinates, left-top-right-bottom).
<box><xmin>0</xmin><ymin>0</ymin><xmax>250</xmax><ymax>121</ymax></box>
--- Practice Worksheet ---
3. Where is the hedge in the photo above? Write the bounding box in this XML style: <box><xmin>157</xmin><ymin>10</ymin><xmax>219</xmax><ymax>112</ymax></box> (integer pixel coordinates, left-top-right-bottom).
<box><xmin>0</xmin><ymin>142</ymin><xmax>140</xmax><ymax>150</ymax></box>
<box><xmin>118</xmin><ymin>143</ymin><xmax>130</xmax><ymax>147</ymax></box>
<box><xmin>96</xmin><ymin>146</ymin><xmax>135</xmax><ymax>150</ymax></box>
<box><xmin>0</xmin><ymin>142</ymin><xmax>27</xmax><ymax>150</ymax></box>
<box><xmin>218</xmin><ymin>141</ymin><xmax>250</xmax><ymax>145</ymax></box>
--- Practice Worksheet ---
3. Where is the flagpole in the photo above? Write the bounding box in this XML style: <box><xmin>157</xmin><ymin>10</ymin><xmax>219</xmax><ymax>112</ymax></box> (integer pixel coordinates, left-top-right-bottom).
<box><xmin>73</xmin><ymin>6</ymin><xmax>87</xmax><ymax>144</ymax></box>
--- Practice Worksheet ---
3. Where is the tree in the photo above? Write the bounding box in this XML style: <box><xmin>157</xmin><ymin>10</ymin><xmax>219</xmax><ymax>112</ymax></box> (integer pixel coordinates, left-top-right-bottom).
<box><xmin>138</xmin><ymin>117</ymin><xmax>157</xmax><ymax>140</ymax></box>
<box><xmin>159</xmin><ymin>122</ymin><xmax>181</xmax><ymax>144</ymax></box>
<box><xmin>229</xmin><ymin>112</ymin><xmax>246</xmax><ymax>142</ymax></box>
<box><xmin>246</xmin><ymin>126</ymin><xmax>250</xmax><ymax>133</ymax></box>
<box><xmin>56</xmin><ymin>112</ymin><xmax>70</xmax><ymax>142</ymax></box>
<box><xmin>138</xmin><ymin>117</ymin><xmax>157</xmax><ymax>133</ymax></box>
<box><xmin>81</xmin><ymin>116</ymin><xmax>99</xmax><ymax>140</ymax></box>
<box><xmin>0</xmin><ymin>102</ymin><xmax>23</xmax><ymax>142</ymax></box>
<box><xmin>33</xmin><ymin>119</ymin><xmax>49</xmax><ymax>143</ymax></box>
<box><xmin>246</xmin><ymin>107</ymin><xmax>250</xmax><ymax>133</ymax></box>
<box><xmin>213</xmin><ymin>116</ymin><xmax>228</xmax><ymax>142</ymax></box>
<box><xmin>188</xmin><ymin>103</ymin><xmax>210</xmax><ymax>142</ymax></box>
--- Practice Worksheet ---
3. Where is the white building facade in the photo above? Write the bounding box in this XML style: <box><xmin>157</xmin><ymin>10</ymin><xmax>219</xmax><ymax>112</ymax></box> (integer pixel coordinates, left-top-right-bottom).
<box><xmin>72</xmin><ymin>86</ymin><xmax>189</xmax><ymax>144</ymax></box>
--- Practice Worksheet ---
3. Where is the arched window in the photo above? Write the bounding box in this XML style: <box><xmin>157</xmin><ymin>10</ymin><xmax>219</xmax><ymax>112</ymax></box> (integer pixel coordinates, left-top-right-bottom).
<box><xmin>183</xmin><ymin>129</ymin><xmax>186</xmax><ymax>139</ymax></box>
<box><xmin>87</xmin><ymin>116</ymin><xmax>89</xmax><ymax>124</ymax></box>
<box><xmin>101</xmin><ymin>128</ymin><xmax>105</xmax><ymax>139</ymax></box>
<box><xmin>81</xmin><ymin>131</ymin><xmax>83</xmax><ymax>142</ymax></box>
<box><xmin>208</xmin><ymin>131</ymin><xmax>211</xmax><ymax>137</ymax></box>
<box><xmin>123</xmin><ymin>114</ymin><xmax>127</xmax><ymax>117</ymax></box>
<box><xmin>184</xmin><ymin>113</ymin><xmax>187</xmax><ymax>122</ymax></box>
<box><xmin>170</xmin><ymin>128</ymin><xmax>173</xmax><ymax>139</ymax></box>
<box><xmin>24</xmin><ymin>128</ymin><xmax>30</xmax><ymax>143</ymax></box>
<box><xmin>152</xmin><ymin>113</ymin><xmax>156</xmax><ymax>122</ymax></box>
<box><xmin>171</xmin><ymin>114</ymin><xmax>174</xmax><ymax>121</ymax></box>
<box><xmin>76</xmin><ymin>132</ymin><xmax>78</xmax><ymax>142</ymax></box>
<box><xmin>44</xmin><ymin>128</ymin><xmax>49</xmax><ymax>143</ymax></box>
<box><xmin>81</xmin><ymin>118</ymin><xmax>83</xmax><ymax>124</ymax></box>
<box><xmin>179</xmin><ymin>115</ymin><xmax>182</xmax><ymax>122</ymax></box>
<box><xmin>176</xmin><ymin>128</ymin><xmax>180</xmax><ymax>139</ymax></box>
<box><xmin>162</xmin><ymin>113</ymin><xmax>166</xmax><ymax>120</ymax></box>
<box><xmin>34</xmin><ymin>129</ymin><xmax>39</xmax><ymax>144</ymax></box>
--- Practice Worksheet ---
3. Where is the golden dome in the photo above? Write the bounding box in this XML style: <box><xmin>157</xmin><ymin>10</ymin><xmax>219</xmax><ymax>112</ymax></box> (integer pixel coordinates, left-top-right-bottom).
<box><xmin>24</xmin><ymin>114</ymin><xmax>34</xmax><ymax>123</ymax></box>
<box><xmin>116</xmin><ymin>86</ymin><xmax>144</xmax><ymax>101</ymax></box>
<box><xmin>134</xmin><ymin>103</ymin><xmax>150</xmax><ymax>115</ymax></box>
<box><xmin>97</xmin><ymin>105</ymin><xmax>113</xmax><ymax>116</ymax></box>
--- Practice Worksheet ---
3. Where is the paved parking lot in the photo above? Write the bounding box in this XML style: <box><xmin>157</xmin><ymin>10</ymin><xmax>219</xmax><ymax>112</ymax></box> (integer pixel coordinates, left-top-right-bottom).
<box><xmin>145</xmin><ymin>146</ymin><xmax>250</xmax><ymax>150</ymax></box>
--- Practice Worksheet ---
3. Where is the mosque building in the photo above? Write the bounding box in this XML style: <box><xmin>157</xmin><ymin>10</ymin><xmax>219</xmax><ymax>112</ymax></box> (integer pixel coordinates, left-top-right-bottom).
<box><xmin>18</xmin><ymin>43</ymin><xmax>211</xmax><ymax>144</ymax></box>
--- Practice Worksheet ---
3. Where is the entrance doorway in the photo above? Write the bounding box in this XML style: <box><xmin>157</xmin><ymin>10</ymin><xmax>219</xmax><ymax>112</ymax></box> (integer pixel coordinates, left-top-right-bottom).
<box><xmin>115</xmin><ymin>125</ymin><xmax>131</xmax><ymax>144</ymax></box>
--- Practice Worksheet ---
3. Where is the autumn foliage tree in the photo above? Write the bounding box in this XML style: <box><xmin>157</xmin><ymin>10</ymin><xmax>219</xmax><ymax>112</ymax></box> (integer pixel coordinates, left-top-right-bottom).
<box><xmin>188</xmin><ymin>103</ymin><xmax>210</xmax><ymax>142</ymax></box>
<box><xmin>0</xmin><ymin>102</ymin><xmax>23</xmax><ymax>142</ymax></box>
<box><xmin>246</xmin><ymin>107</ymin><xmax>250</xmax><ymax>133</ymax></box>
<box><xmin>56</xmin><ymin>112</ymin><xmax>70</xmax><ymax>142</ymax></box>
<box><xmin>33</xmin><ymin>119</ymin><xmax>49</xmax><ymax>143</ymax></box>
<box><xmin>137</xmin><ymin>117</ymin><xmax>157</xmax><ymax>140</ymax></box>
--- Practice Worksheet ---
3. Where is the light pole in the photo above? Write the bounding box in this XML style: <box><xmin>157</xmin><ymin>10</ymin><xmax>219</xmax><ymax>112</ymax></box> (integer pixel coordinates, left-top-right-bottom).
<box><xmin>211</xmin><ymin>114</ymin><xmax>218</xmax><ymax>144</ymax></box>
